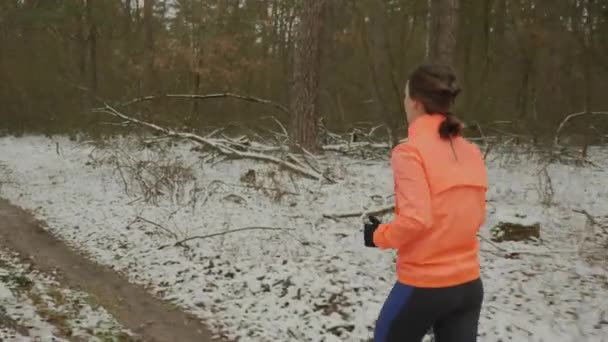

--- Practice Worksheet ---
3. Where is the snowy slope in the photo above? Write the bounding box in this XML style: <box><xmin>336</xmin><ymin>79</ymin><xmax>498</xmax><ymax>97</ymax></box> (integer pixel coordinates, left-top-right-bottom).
<box><xmin>0</xmin><ymin>135</ymin><xmax>606</xmax><ymax>341</ymax></box>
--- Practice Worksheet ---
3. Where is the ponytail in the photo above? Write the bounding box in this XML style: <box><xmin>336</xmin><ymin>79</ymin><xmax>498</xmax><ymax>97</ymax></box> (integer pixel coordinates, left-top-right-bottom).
<box><xmin>438</xmin><ymin>112</ymin><xmax>463</xmax><ymax>139</ymax></box>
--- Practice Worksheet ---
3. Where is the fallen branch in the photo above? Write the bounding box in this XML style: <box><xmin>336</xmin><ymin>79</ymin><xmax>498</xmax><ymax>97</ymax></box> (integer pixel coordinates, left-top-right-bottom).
<box><xmin>93</xmin><ymin>104</ymin><xmax>322</xmax><ymax>180</ymax></box>
<box><xmin>322</xmin><ymin>142</ymin><xmax>390</xmax><ymax>153</ymax></box>
<box><xmin>478</xmin><ymin>234</ymin><xmax>511</xmax><ymax>254</ymax></box>
<box><xmin>213</xmin><ymin>179</ymin><xmax>299</xmax><ymax>196</ymax></box>
<box><xmin>478</xmin><ymin>234</ymin><xmax>579</xmax><ymax>257</ymax></box>
<box><xmin>573</xmin><ymin>209</ymin><xmax>599</xmax><ymax>226</ymax></box>
<box><xmin>127</xmin><ymin>216</ymin><xmax>178</xmax><ymax>239</ymax></box>
<box><xmin>260</xmin><ymin>116</ymin><xmax>289</xmax><ymax>137</ymax></box>
<box><xmin>554</xmin><ymin>111</ymin><xmax>608</xmax><ymax>145</ymax></box>
<box><xmin>159</xmin><ymin>226</ymin><xmax>293</xmax><ymax>249</ymax></box>
<box><xmin>323</xmin><ymin>204</ymin><xmax>395</xmax><ymax>220</ymax></box>
<box><xmin>119</xmin><ymin>93</ymin><xmax>290</xmax><ymax>115</ymax></box>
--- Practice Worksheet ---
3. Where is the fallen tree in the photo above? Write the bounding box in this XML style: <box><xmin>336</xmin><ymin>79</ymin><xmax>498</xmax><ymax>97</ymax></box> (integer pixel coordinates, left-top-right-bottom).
<box><xmin>93</xmin><ymin>104</ymin><xmax>324</xmax><ymax>181</ymax></box>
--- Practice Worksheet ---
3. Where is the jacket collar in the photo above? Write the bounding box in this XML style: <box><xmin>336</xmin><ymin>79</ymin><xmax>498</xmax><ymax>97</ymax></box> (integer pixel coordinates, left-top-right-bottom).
<box><xmin>407</xmin><ymin>114</ymin><xmax>444</xmax><ymax>138</ymax></box>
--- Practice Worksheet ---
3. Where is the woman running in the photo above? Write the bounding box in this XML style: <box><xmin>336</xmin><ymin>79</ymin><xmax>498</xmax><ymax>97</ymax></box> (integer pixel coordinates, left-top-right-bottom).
<box><xmin>364</xmin><ymin>64</ymin><xmax>488</xmax><ymax>342</ymax></box>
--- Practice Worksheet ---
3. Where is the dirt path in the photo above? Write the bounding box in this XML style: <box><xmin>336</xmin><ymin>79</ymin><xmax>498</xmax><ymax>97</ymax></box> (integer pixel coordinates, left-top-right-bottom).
<box><xmin>0</xmin><ymin>199</ymin><xmax>220</xmax><ymax>342</ymax></box>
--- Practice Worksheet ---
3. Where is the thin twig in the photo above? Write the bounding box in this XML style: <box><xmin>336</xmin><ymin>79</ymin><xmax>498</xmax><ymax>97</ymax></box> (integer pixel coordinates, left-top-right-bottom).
<box><xmin>478</xmin><ymin>234</ymin><xmax>511</xmax><ymax>253</ymax></box>
<box><xmin>554</xmin><ymin>111</ymin><xmax>608</xmax><ymax>145</ymax></box>
<box><xmin>215</xmin><ymin>179</ymin><xmax>299</xmax><ymax>196</ymax></box>
<box><xmin>160</xmin><ymin>226</ymin><xmax>294</xmax><ymax>249</ymax></box>
<box><xmin>119</xmin><ymin>93</ymin><xmax>290</xmax><ymax>114</ymax></box>
<box><xmin>573</xmin><ymin>209</ymin><xmax>598</xmax><ymax>226</ymax></box>
<box><xmin>125</xmin><ymin>197</ymin><xmax>142</xmax><ymax>206</ymax></box>
<box><xmin>478</xmin><ymin>234</ymin><xmax>578</xmax><ymax>257</ymax></box>
<box><xmin>135</xmin><ymin>216</ymin><xmax>178</xmax><ymax>239</ymax></box>
<box><xmin>113</xmin><ymin>161</ymin><xmax>129</xmax><ymax>195</ymax></box>
<box><xmin>323</xmin><ymin>205</ymin><xmax>395</xmax><ymax>220</ymax></box>
<box><xmin>260</xmin><ymin>116</ymin><xmax>289</xmax><ymax>137</ymax></box>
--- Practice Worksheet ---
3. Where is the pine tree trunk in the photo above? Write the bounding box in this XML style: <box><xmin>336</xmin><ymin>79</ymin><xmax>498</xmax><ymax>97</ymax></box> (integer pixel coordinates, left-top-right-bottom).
<box><xmin>366</xmin><ymin>0</ymin><xmax>402</xmax><ymax>147</ymax></box>
<box><xmin>124</xmin><ymin>0</ymin><xmax>132</xmax><ymax>36</ymax></box>
<box><xmin>429</xmin><ymin>0</ymin><xmax>459</xmax><ymax>65</ymax></box>
<box><xmin>289</xmin><ymin>0</ymin><xmax>328</xmax><ymax>152</ymax></box>
<box><xmin>143</xmin><ymin>0</ymin><xmax>155</xmax><ymax>94</ymax></box>
<box><xmin>77</xmin><ymin>0</ymin><xmax>88</xmax><ymax>111</ymax></box>
<box><xmin>86</xmin><ymin>0</ymin><xmax>97</xmax><ymax>93</ymax></box>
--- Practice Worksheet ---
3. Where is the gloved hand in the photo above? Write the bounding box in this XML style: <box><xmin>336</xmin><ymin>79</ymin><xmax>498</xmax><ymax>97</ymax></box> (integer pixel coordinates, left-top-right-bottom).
<box><xmin>364</xmin><ymin>215</ymin><xmax>381</xmax><ymax>247</ymax></box>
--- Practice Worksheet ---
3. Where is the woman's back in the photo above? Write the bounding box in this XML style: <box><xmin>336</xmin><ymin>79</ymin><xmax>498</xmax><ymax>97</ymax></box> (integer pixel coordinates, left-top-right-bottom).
<box><xmin>381</xmin><ymin>114</ymin><xmax>488</xmax><ymax>288</ymax></box>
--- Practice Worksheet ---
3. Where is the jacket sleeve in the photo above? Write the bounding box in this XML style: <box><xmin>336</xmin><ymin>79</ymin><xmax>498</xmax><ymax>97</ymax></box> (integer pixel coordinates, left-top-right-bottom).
<box><xmin>373</xmin><ymin>144</ymin><xmax>433</xmax><ymax>250</ymax></box>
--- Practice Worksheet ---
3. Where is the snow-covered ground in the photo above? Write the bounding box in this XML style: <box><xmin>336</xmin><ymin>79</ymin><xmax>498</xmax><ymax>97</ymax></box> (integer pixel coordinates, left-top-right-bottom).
<box><xmin>0</xmin><ymin>247</ymin><xmax>132</xmax><ymax>341</ymax></box>
<box><xmin>0</xmin><ymin>135</ymin><xmax>606</xmax><ymax>341</ymax></box>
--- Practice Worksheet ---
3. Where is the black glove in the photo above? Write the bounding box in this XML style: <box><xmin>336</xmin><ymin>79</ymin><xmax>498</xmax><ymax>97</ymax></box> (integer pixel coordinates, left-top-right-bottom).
<box><xmin>364</xmin><ymin>215</ymin><xmax>381</xmax><ymax>247</ymax></box>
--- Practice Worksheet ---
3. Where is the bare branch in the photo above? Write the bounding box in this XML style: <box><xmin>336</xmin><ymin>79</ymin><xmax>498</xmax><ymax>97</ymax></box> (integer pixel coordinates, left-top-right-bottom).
<box><xmin>93</xmin><ymin>104</ymin><xmax>322</xmax><ymax>180</ymax></box>
<box><xmin>323</xmin><ymin>204</ymin><xmax>395</xmax><ymax>220</ymax></box>
<box><xmin>573</xmin><ymin>209</ymin><xmax>600</xmax><ymax>226</ymax></box>
<box><xmin>554</xmin><ymin>111</ymin><xmax>608</xmax><ymax>145</ymax></box>
<box><xmin>260</xmin><ymin>116</ymin><xmax>289</xmax><ymax>137</ymax></box>
<box><xmin>208</xmin><ymin>179</ymin><xmax>299</xmax><ymax>196</ymax></box>
<box><xmin>161</xmin><ymin>226</ymin><xmax>294</xmax><ymax>249</ymax></box>
<box><xmin>119</xmin><ymin>93</ymin><xmax>290</xmax><ymax>114</ymax></box>
<box><xmin>477</xmin><ymin>234</ymin><xmax>510</xmax><ymax>254</ymax></box>
<box><xmin>132</xmin><ymin>216</ymin><xmax>178</xmax><ymax>239</ymax></box>
<box><xmin>368</xmin><ymin>124</ymin><xmax>385</xmax><ymax>137</ymax></box>
<box><xmin>478</xmin><ymin>234</ymin><xmax>579</xmax><ymax>258</ymax></box>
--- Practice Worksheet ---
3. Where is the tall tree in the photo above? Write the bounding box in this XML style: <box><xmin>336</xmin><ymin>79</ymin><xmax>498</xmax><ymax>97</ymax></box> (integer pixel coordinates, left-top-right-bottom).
<box><xmin>124</xmin><ymin>0</ymin><xmax>132</xmax><ymax>36</ymax></box>
<box><xmin>86</xmin><ymin>0</ymin><xmax>97</xmax><ymax>94</ymax></box>
<box><xmin>289</xmin><ymin>0</ymin><xmax>328</xmax><ymax>152</ymax></box>
<box><xmin>362</xmin><ymin>0</ymin><xmax>402</xmax><ymax>146</ymax></box>
<box><xmin>429</xmin><ymin>0</ymin><xmax>459</xmax><ymax>65</ymax></box>
<box><xmin>143</xmin><ymin>0</ymin><xmax>155</xmax><ymax>94</ymax></box>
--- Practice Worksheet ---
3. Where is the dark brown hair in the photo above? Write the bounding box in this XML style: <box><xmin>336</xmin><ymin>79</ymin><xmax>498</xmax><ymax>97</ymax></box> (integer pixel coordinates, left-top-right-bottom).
<box><xmin>408</xmin><ymin>64</ymin><xmax>463</xmax><ymax>139</ymax></box>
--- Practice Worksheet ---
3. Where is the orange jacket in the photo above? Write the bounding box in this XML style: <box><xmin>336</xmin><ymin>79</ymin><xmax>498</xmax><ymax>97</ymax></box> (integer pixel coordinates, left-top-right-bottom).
<box><xmin>373</xmin><ymin>114</ymin><xmax>488</xmax><ymax>288</ymax></box>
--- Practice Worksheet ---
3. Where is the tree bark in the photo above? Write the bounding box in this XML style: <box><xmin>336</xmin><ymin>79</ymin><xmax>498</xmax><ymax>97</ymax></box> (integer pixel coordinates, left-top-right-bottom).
<box><xmin>86</xmin><ymin>0</ymin><xmax>97</xmax><ymax>94</ymax></box>
<box><xmin>124</xmin><ymin>0</ymin><xmax>132</xmax><ymax>36</ymax></box>
<box><xmin>364</xmin><ymin>0</ymin><xmax>403</xmax><ymax>147</ymax></box>
<box><xmin>289</xmin><ymin>0</ymin><xmax>328</xmax><ymax>152</ymax></box>
<box><xmin>192</xmin><ymin>58</ymin><xmax>202</xmax><ymax>115</ymax></box>
<box><xmin>76</xmin><ymin>0</ymin><xmax>87</xmax><ymax>111</ymax></box>
<box><xmin>143</xmin><ymin>0</ymin><xmax>156</xmax><ymax>94</ymax></box>
<box><xmin>583</xmin><ymin>0</ymin><xmax>593</xmax><ymax>114</ymax></box>
<box><xmin>428</xmin><ymin>0</ymin><xmax>459</xmax><ymax>65</ymax></box>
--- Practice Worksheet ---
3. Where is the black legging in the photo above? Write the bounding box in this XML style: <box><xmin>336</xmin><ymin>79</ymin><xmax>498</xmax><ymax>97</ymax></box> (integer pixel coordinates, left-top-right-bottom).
<box><xmin>374</xmin><ymin>278</ymin><xmax>483</xmax><ymax>342</ymax></box>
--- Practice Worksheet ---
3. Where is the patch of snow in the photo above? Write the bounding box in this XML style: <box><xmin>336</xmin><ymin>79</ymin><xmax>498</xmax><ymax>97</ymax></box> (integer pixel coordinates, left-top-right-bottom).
<box><xmin>0</xmin><ymin>247</ymin><xmax>132</xmax><ymax>341</ymax></box>
<box><xmin>1</xmin><ymin>135</ymin><xmax>607</xmax><ymax>341</ymax></box>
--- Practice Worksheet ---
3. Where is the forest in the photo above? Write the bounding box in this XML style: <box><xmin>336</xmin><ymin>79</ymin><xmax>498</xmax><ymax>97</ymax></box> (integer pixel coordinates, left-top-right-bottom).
<box><xmin>0</xmin><ymin>1</ymin><xmax>607</xmax><ymax>341</ymax></box>
<box><xmin>1</xmin><ymin>0</ymin><xmax>607</xmax><ymax>148</ymax></box>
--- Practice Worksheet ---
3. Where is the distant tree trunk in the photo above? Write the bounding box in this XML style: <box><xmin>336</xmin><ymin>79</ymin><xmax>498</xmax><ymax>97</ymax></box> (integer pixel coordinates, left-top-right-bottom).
<box><xmin>143</xmin><ymin>0</ymin><xmax>156</xmax><ymax>94</ymax></box>
<box><xmin>583</xmin><ymin>0</ymin><xmax>593</xmax><ymax>114</ymax></box>
<box><xmin>134</xmin><ymin>0</ymin><xmax>141</xmax><ymax>24</ymax></box>
<box><xmin>86</xmin><ymin>0</ymin><xmax>97</xmax><ymax>94</ymax></box>
<box><xmin>494</xmin><ymin>0</ymin><xmax>506</xmax><ymax>38</ymax></box>
<box><xmin>475</xmin><ymin>0</ymin><xmax>492</xmax><ymax>109</ymax></box>
<box><xmin>428</xmin><ymin>0</ymin><xmax>459</xmax><ymax>65</ymax></box>
<box><xmin>289</xmin><ymin>0</ymin><xmax>328</xmax><ymax>152</ymax></box>
<box><xmin>192</xmin><ymin>58</ymin><xmax>202</xmax><ymax>114</ymax></box>
<box><xmin>124</xmin><ymin>0</ymin><xmax>132</xmax><ymax>35</ymax></box>
<box><xmin>364</xmin><ymin>0</ymin><xmax>402</xmax><ymax>146</ymax></box>
<box><xmin>76</xmin><ymin>0</ymin><xmax>88</xmax><ymax>111</ymax></box>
